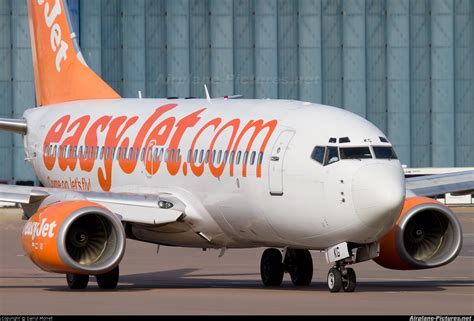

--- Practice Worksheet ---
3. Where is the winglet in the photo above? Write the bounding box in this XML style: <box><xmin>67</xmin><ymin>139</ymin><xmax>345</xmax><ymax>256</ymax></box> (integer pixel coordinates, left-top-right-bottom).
<box><xmin>27</xmin><ymin>0</ymin><xmax>120</xmax><ymax>106</ymax></box>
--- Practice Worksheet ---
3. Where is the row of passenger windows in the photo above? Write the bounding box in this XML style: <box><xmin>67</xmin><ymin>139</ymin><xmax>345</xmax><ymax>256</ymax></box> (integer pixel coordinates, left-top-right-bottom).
<box><xmin>44</xmin><ymin>145</ymin><xmax>264</xmax><ymax>167</ymax></box>
<box><xmin>311</xmin><ymin>146</ymin><xmax>397</xmax><ymax>166</ymax></box>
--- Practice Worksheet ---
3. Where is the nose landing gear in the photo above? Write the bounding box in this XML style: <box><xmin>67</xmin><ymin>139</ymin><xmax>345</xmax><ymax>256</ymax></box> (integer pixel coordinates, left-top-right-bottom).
<box><xmin>327</xmin><ymin>264</ymin><xmax>356</xmax><ymax>292</ymax></box>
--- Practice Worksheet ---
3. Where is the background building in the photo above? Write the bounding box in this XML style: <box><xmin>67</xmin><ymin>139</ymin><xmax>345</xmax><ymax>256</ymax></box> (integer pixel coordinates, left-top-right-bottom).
<box><xmin>0</xmin><ymin>0</ymin><xmax>472</xmax><ymax>184</ymax></box>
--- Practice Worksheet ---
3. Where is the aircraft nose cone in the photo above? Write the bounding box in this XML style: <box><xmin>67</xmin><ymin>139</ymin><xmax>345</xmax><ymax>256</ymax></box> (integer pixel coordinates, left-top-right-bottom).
<box><xmin>352</xmin><ymin>163</ymin><xmax>406</xmax><ymax>231</ymax></box>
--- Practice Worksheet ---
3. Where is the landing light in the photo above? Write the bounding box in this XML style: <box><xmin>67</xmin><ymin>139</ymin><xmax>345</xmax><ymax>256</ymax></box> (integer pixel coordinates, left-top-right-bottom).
<box><xmin>158</xmin><ymin>201</ymin><xmax>173</xmax><ymax>209</ymax></box>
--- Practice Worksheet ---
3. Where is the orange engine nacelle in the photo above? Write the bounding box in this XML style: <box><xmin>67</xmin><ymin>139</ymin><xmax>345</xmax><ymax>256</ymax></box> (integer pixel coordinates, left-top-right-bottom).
<box><xmin>21</xmin><ymin>201</ymin><xmax>126</xmax><ymax>275</ymax></box>
<box><xmin>374</xmin><ymin>197</ymin><xmax>463</xmax><ymax>270</ymax></box>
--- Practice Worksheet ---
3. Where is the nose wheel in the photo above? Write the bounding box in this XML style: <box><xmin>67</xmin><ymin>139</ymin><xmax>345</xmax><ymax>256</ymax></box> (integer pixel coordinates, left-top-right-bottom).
<box><xmin>327</xmin><ymin>266</ymin><xmax>356</xmax><ymax>293</ymax></box>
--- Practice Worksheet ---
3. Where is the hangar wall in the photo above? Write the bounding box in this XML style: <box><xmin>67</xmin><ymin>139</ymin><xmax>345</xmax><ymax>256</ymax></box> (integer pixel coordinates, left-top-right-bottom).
<box><xmin>0</xmin><ymin>0</ymin><xmax>472</xmax><ymax>183</ymax></box>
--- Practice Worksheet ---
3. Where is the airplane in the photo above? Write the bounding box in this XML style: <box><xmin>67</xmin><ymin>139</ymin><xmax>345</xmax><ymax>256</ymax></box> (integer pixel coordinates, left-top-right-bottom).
<box><xmin>0</xmin><ymin>0</ymin><xmax>473</xmax><ymax>293</ymax></box>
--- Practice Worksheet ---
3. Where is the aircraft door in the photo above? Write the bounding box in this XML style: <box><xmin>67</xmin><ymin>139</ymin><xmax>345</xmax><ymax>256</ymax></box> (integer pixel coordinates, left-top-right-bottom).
<box><xmin>268</xmin><ymin>130</ymin><xmax>295</xmax><ymax>196</ymax></box>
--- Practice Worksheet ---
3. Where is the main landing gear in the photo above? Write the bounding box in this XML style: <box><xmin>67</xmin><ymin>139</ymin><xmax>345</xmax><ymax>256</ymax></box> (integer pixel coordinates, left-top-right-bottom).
<box><xmin>260</xmin><ymin>248</ymin><xmax>313</xmax><ymax>287</ymax></box>
<box><xmin>66</xmin><ymin>266</ymin><xmax>120</xmax><ymax>290</ymax></box>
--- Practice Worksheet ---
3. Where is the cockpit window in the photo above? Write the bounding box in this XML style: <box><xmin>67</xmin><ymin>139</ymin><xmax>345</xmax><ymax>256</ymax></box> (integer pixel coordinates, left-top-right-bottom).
<box><xmin>311</xmin><ymin>146</ymin><xmax>326</xmax><ymax>164</ymax></box>
<box><xmin>373</xmin><ymin>146</ymin><xmax>398</xmax><ymax>159</ymax></box>
<box><xmin>339</xmin><ymin>147</ymin><xmax>372</xmax><ymax>159</ymax></box>
<box><xmin>325</xmin><ymin>147</ymin><xmax>340</xmax><ymax>165</ymax></box>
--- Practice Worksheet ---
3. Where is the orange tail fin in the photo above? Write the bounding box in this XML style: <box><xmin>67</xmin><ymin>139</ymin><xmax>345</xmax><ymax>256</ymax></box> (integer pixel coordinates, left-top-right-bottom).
<box><xmin>27</xmin><ymin>0</ymin><xmax>120</xmax><ymax>106</ymax></box>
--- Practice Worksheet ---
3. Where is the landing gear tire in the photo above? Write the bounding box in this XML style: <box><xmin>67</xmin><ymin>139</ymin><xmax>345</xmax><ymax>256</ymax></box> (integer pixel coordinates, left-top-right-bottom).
<box><xmin>342</xmin><ymin>267</ymin><xmax>356</xmax><ymax>292</ymax></box>
<box><xmin>260</xmin><ymin>248</ymin><xmax>284</xmax><ymax>286</ymax></box>
<box><xmin>327</xmin><ymin>268</ymin><xmax>342</xmax><ymax>293</ymax></box>
<box><xmin>286</xmin><ymin>249</ymin><xmax>313</xmax><ymax>286</ymax></box>
<box><xmin>66</xmin><ymin>273</ymin><xmax>89</xmax><ymax>290</ymax></box>
<box><xmin>96</xmin><ymin>266</ymin><xmax>120</xmax><ymax>289</ymax></box>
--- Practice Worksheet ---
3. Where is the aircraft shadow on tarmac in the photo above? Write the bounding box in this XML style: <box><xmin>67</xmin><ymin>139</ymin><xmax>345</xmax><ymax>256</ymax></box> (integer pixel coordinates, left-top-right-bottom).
<box><xmin>2</xmin><ymin>268</ymin><xmax>473</xmax><ymax>293</ymax></box>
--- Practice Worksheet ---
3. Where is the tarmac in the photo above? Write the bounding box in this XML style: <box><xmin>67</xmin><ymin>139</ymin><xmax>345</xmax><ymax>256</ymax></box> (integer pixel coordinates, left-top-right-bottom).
<box><xmin>0</xmin><ymin>206</ymin><xmax>473</xmax><ymax>315</ymax></box>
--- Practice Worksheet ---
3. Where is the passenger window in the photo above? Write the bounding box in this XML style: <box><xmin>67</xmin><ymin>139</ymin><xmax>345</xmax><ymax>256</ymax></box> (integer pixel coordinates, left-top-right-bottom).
<box><xmin>325</xmin><ymin>147</ymin><xmax>339</xmax><ymax>165</ymax></box>
<box><xmin>199</xmin><ymin>150</ymin><xmax>204</xmax><ymax>163</ymax></box>
<box><xmin>217</xmin><ymin>150</ymin><xmax>222</xmax><ymax>164</ymax></box>
<box><xmin>250</xmin><ymin>151</ymin><xmax>256</xmax><ymax>165</ymax></box>
<box><xmin>212</xmin><ymin>150</ymin><xmax>216</xmax><ymax>163</ymax></box>
<box><xmin>194</xmin><ymin>150</ymin><xmax>199</xmax><ymax>163</ymax></box>
<box><xmin>223</xmin><ymin>151</ymin><xmax>229</xmax><ymax>164</ymax></box>
<box><xmin>145</xmin><ymin>148</ymin><xmax>150</xmax><ymax>162</ymax></box>
<box><xmin>236</xmin><ymin>151</ymin><xmax>242</xmax><ymax>165</ymax></box>
<box><xmin>339</xmin><ymin>147</ymin><xmax>372</xmax><ymax>160</ymax></box>
<box><xmin>154</xmin><ymin>148</ymin><xmax>159</xmax><ymax>161</ymax></box>
<box><xmin>170</xmin><ymin>149</ymin><xmax>175</xmax><ymax>163</ymax></box>
<box><xmin>100</xmin><ymin>147</ymin><xmax>104</xmax><ymax>160</ymax></box>
<box><xmin>140</xmin><ymin>148</ymin><xmax>145</xmax><ymax>161</ymax></box>
<box><xmin>243</xmin><ymin>151</ymin><xmax>249</xmax><ymax>164</ymax></box>
<box><xmin>230</xmin><ymin>151</ymin><xmax>235</xmax><ymax>164</ymax></box>
<box><xmin>164</xmin><ymin>148</ymin><xmax>169</xmax><ymax>162</ymax></box>
<box><xmin>258</xmin><ymin>152</ymin><xmax>264</xmax><ymax>165</ymax></box>
<box><xmin>311</xmin><ymin>146</ymin><xmax>326</xmax><ymax>164</ymax></box>
<box><xmin>187</xmin><ymin>149</ymin><xmax>192</xmax><ymax>163</ymax></box>
<box><xmin>158</xmin><ymin>148</ymin><xmax>164</xmax><ymax>162</ymax></box>
<box><xmin>205</xmin><ymin>150</ymin><xmax>210</xmax><ymax>164</ymax></box>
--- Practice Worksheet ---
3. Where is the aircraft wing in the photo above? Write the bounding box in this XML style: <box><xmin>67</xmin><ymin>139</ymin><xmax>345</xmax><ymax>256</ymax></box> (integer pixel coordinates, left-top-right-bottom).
<box><xmin>406</xmin><ymin>170</ymin><xmax>474</xmax><ymax>197</ymax></box>
<box><xmin>0</xmin><ymin>184</ymin><xmax>185</xmax><ymax>226</ymax></box>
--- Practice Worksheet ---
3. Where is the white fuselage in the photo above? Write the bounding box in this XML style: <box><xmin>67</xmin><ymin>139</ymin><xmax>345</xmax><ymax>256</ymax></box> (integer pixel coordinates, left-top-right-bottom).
<box><xmin>23</xmin><ymin>99</ymin><xmax>406</xmax><ymax>250</ymax></box>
